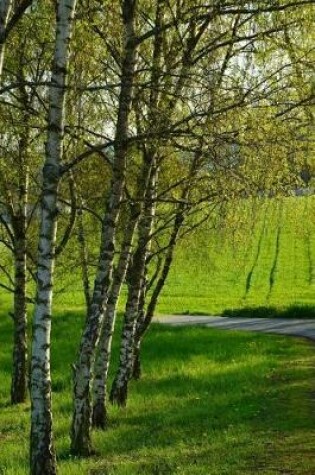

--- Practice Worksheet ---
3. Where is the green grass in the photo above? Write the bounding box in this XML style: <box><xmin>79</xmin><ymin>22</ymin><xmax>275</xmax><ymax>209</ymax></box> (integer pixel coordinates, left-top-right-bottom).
<box><xmin>1</xmin><ymin>196</ymin><xmax>315</xmax><ymax>473</ymax></box>
<box><xmin>155</xmin><ymin>196</ymin><xmax>315</xmax><ymax>316</ymax></box>
<box><xmin>2</xmin><ymin>196</ymin><xmax>315</xmax><ymax>320</ymax></box>
<box><xmin>0</xmin><ymin>304</ymin><xmax>314</xmax><ymax>474</ymax></box>
<box><xmin>50</xmin><ymin>196</ymin><xmax>315</xmax><ymax>317</ymax></box>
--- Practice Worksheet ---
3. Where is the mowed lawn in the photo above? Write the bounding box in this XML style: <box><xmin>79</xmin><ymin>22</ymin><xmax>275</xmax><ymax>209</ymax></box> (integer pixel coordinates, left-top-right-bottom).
<box><xmin>0</xmin><ymin>305</ymin><xmax>314</xmax><ymax>474</ymax></box>
<box><xmin>157</xmin><ymin>196</ymin><xmax>315</xmax><ymax>316</ymax></box>
<box><xmin>53</xmin><ymin>196</ymin><xmax>315</xmax><ymax>317</ymax></box>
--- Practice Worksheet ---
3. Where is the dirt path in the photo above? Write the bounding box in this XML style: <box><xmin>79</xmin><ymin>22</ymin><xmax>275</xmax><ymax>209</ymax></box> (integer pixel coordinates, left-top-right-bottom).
<box><xmin>155</xmin><ymin>315</ymin><xmax>315</xmax><ymax>341</ymax></box>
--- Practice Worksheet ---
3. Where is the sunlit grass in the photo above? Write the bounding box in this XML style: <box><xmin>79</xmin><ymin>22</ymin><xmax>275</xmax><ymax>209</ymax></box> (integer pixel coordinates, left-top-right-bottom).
<box><xmin>49</xmin><ymin>196</ymin><xmax>315</xmax><ymax>318</ymax></box>
<box><xmin>0</xmin><ymin>304</ymin><xmax>314</xmax><ymax>474</ymax></box>
<box><xmin>156</xmin><ymin>196</ymin><xmax>315</xmax><ymax>315</ymax></box>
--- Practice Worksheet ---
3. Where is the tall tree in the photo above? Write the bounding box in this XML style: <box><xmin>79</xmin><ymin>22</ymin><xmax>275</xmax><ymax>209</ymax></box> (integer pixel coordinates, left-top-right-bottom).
<box><xmin>0</xmin><ymin>4</ymin><xmax>55</xmax><ymax>404</ymax></box>
<box><xmin>70</xmin><ymin>0</ymin><xmax>138</xmax><ymax>456</ymax></box>
<box><xmin>30</xmin><ymin>1</ymin><xmax>77</xmax><ymax>473</ymax></box>
<box><xmin>0</xmin><ymin>0</ymin><xmax>33</xmax><ymax>76</ymax></box>
<box><xmin>91</xmin><ymin>0</ymin><xmax>166</xmax><ymax>426</ymax></box>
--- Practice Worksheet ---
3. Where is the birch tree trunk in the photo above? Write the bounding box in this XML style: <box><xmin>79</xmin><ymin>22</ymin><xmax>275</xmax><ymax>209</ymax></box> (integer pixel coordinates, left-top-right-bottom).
<box><xmin>11</xmin><ymin>234</ymin><xmax>28</xmax><ymax>403</ymax></box>
<box><xmin>70</xmin><ymin>0</ymin><xmax>138</xmax><ymax>456</ymax></box>
<box><xmin>109</xmin><ymin>0</ymin><xmax>166</xmax><ymax>406</ymax></box>
<box><xmin>0</xmin><ymin>0</ymin><xmax>12</xmax><ymax>76</ymax></box>
<box><xmin>11</xmin><ymin>162</ymin><xmax>29</xmax><ymax>404</ymax></box>
<box><xmin>92</xmin><ymin>204</ymin><xmax>140</xmax><ymax>428</ymax></box>
<box><xmin>77</xmin><ymin>199</ymin><xmax>91</xmax><ymax>312</ymax></box>
<box><xmin>30</xmin><ymin>1</ymin><xmax>77</xmax><ymax>473</ymax></box>
<box><xmin>132</xmin><ymin>148</ymin><xmax>205</xmax><ymax>379</ymax></box>
<box><xmin>110</xmin><ymin>164</ymin><xmax>157</xmax><ymax>406</ymax></box>
<box><xmin>132</xmin><ymin>210</ymin><xmax>184</xmax><ymax>380</ymax></box>
<box><xmin>131</xmin><ymin>274</ymin><xmax>146</xmax><ymax>380</ymax></box>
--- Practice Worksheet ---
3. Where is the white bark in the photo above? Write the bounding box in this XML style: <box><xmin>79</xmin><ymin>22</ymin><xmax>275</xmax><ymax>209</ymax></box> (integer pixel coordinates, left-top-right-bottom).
<box><xmin>30</xmin><ymin>1</ymin><xmax>77</xmax><ymax>474</ymax></box>
<box><xmin>71</xmin><ymin>0</ymin><xmax>138</xmax><ymax>456</ymax></box>
<box><xmin>92</xmin><ymin>208</ymin><xmax>139</xmax><ymax>427</ymax></box>
<box><xmin>0</xmin><ymin>0</ymin><xmax>12</xmax><ymax>76</ymax></box>
<box><xmin>110</xmin><ymin>165</ymin><xmax>157</xmax><ymax>406</ymax></box>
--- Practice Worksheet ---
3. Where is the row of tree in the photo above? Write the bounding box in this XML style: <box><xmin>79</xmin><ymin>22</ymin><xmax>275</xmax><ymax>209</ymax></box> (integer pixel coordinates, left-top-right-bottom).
<box><xmin>0</xmin><ymin>1</ymin><xmax>314</xmax><ymax>473</ymax></box>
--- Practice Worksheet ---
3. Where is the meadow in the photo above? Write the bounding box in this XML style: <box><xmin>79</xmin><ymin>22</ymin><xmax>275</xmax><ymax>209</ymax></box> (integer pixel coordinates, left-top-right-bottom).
<box><xmin>54</xmin><ymin>195</ymin><xmax>315</xmax><ymax>317</ymax></box>
<box><xmin>157</xmin><ymin>196</ymin><xmax>315</xmax><ymax>316</ymax></box>
<box><xmin>0</xmin><ymin>196</ymin><xmax>314</xmax><ymax>474</ymax></box>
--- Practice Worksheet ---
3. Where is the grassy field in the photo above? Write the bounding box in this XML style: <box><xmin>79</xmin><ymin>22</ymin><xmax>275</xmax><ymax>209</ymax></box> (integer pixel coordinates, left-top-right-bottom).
<box><xmin>0</xmin><ymin>304</ymin><xmax>314</xmax><ymax>474</ymax></box>
<box><xmin>48</xmin><ymin>196</ymin><xmax>315</xmax><ymax>317</ymax></box>
<box><xmin>1</xmin><ymin>196</ymin><xmax>315</xmax><ymax>473</ymax></box>
<box><xmin>156</xmin><ymin>196</ymin><xmax>315</xmax><ymax>316</ymax></box>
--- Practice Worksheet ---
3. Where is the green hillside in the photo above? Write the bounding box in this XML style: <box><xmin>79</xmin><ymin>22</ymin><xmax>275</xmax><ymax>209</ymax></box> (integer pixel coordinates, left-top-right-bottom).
<box><xmin>156</xmin><ymin>196</ymin><xmax>315</xmax><ymax>316</ymax></box>
<box><xmin>10</xmin><ymin>195</ymin><xmax>313</xmax><ymax>317</ymax></box>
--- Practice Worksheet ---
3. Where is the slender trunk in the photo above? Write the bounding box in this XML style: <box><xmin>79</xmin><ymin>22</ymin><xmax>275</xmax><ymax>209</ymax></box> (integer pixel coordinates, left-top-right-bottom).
<box><xmin>11</xmin><ymin>232</ymin><xmax>28</xmax><ymax>404</ymax></box>
<box><xmin>131</xmin><ymin>331</ymin><xmax>142</xmax><ymax>380</ymax></box>
<box><xmin>55</xmin><ymin>174</ymin><xmax>77</xmax><ymax>257</ymax></box>
<box><xmin>30</xmin><ymin>2</ymin><xmax>77</xmax><ymax>474</ymax></box>
<box><xmin>109</xmin><ymin>246</ymin><xmax>144</xmax><ymax>407</ymax></box>
<box><xmin>132</xmin><ymin>212</ymin><xmax>183</xmax><ymax>380</ymax></box>
<box><xmin>10</xmin><ymin>121</ymin><xmax>29</xmax><ymax>405</ymax></box>
<box><xmin>70</xmin><ymin>0</ymin><xmax>137</xmax><ymax>455</ymax></box>
<box><xmin>131</xmin><ymin>273</ymin><xmax>147</xmax><ymax>380</ymax></box>
<box><xmin>146</xmin><ymin>212</ymin><xmax>183</xmax><ymax>332</ymax></box>
<box><xmin>90</xmin><ymin>302</ymin><xmax>115</xmax><ymax>429</ymax></box>
<box><xmin>110</xmin><ymin>166</ymin><xmax>157</xmax><ymax>406</ymax></box>
<box><xmin>132</xmin><ymin>153</ymin><xmax>201</xmax><ymax>379</ymax></box>
<box><xmin>0</xmin><ymin>0</ymin><xmax>12</xmax><ymax>76</ymax></box>
<box><xmin>70</xmin><ymin>104</ymin><xmax>130</xmax><ymax>458</ymax></box>
<box><xmin>92</xmin><ymin>205</ymin><xmax>140</xmax><ymax>428</ymax></box>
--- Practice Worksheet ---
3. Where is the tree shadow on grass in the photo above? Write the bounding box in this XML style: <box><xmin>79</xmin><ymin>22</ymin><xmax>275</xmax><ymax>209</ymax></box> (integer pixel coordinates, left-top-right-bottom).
<box><xmin>1</xmin><ymin>308</ymin><xmax>314</xmax><ymax>473</ymax></box>
<box><xmin>56</xmin><ymin>325</ymin><xmax>314</xmax><ymax>472</ymax></box>
<box><xmin>60</xmin><ymin>343</ymin><xmax>314</xmax><ymax>473</ymax></box>
<box><xmin>222</xmin><ymin>304</ymin><xmax>315</xmax><ymax>319</ymax></box>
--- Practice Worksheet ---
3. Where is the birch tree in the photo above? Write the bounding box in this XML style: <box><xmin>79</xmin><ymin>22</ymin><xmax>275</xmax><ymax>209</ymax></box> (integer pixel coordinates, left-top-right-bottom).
<box><xmin>0</xmin><ymin>0</ymin><xmax>33</xmax><ymax>77</ymax></box>
<box><xmin>70</xmin><ymin>0</ymin><xmax>138</xmax><ymax>456</ymax></box>
<box><xmin>109</xmin><ymin>3</ymin><xmax>228</xmax><ymax>407</ymax></box>
<box><xmin>90</xmin><ymin>0</ymin><xmax>166</xmax><ymax>427</ymax></box>
<box><xmin>0</xmin><ymin>0</ymin><xmax>12</xmax><ymax>75</ymax></box>
<box><xmin>0</xmin><ymin>105</ymin><xmax>31</xmax><ymax>404</ymax></box>
<box><xmin>30</xmin><ymin>1</ymin><xmax>77</xmax><ymax>473</ymax></box>
<box><xmin>0</xmin><ymin>4</ymin><xmax>55</xmax><ymax>404</ymax></box>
